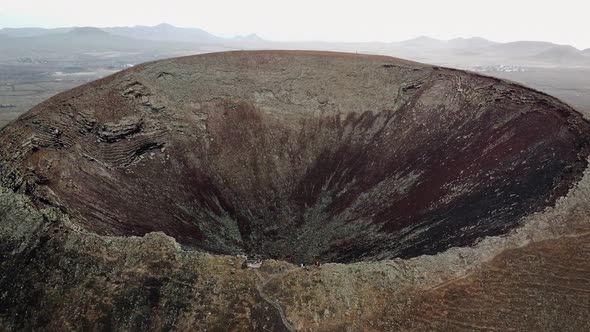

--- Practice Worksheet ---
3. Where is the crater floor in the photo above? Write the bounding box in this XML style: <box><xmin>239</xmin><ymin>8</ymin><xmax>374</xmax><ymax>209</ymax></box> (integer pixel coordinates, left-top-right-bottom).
<box><xmin>1</xmin><ymin>51</ymin><xmax>590</xmax><ymax>331</ymax></box>
<box><xmin>1</xmin><ymin>51</ymin><xmax>589</xmax><ymax>264</ymax></box>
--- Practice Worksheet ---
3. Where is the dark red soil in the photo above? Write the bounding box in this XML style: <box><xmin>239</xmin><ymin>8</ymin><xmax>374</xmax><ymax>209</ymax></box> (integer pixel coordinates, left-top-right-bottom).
<box><xmin>1</xmin><ymin>51</ymin><xmax>588</xmax><ymax>263</ymax></box>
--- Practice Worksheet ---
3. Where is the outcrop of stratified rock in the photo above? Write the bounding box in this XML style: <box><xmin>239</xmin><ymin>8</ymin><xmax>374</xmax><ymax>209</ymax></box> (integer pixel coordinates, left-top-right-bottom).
<box><xmin>1</xmin><ymin>51</ymin><xmax>589</xmax><ymax>331</ymax></box>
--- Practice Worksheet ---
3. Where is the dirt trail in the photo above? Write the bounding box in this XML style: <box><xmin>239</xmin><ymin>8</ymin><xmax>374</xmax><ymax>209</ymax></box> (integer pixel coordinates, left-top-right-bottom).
<box><xmin>255</xmin><ymin>268</ymin><xmax>297</xmax><ymax>332</ymax></box>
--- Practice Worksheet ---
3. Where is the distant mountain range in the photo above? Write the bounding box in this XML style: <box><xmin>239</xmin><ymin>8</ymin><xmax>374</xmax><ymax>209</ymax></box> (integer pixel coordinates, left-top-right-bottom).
<box><xmin>397</xmin><ymin>36</ymin><xmax>498</xmax><ymax>49</ymax></box>
<box><xmin>1</xmin><ymin>23</ymin><xmax>589</xmax><ymax>67</ymax></box>
<box><xmin>0</xmin><ymin>26</ymin><xmax>205</xmax><ymax>60</ymax></box>
<box><xmin>102</xmin><ymin>23</ymin><xmax>221</xmax><ymax>43</ymax></box>
<box><xmin>0</xmin><ymin>24</ymin><xmax>235</xmax><ymax>44</ymax></box>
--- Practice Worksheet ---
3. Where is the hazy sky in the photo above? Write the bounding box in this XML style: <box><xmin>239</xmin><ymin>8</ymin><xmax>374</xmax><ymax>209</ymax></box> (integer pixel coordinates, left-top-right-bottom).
<box><xmin>1</xmin><ymin>0</ymin><xmax>589</xmax><ymax>49</ymax></box>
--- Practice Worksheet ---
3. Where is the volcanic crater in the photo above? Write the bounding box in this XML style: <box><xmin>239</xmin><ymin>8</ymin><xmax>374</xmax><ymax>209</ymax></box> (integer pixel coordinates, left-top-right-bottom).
<box><xmin>1</xmin><ymin>51</ymin><xmax>589</xmax><ymax>264</ymax></box>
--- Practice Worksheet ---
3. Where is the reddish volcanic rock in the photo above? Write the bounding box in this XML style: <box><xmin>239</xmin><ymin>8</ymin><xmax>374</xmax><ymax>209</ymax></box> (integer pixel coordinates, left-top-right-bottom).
<box><xmin>0</xmin><ymin>51</ymin><xmax>589</xmax><ymax>264</ymax></box>
<box><xmin>1</xmin><ymin>51</ymin><xmax>590</xmax><ymax>331</ymax></box>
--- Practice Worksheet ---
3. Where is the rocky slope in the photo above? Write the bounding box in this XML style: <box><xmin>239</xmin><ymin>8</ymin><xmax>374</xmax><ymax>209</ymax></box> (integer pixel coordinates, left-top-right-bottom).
<box><xmin>1</xmin><ymin>51</ymin><xmax>589</xmax><ymax>331</ymax></box>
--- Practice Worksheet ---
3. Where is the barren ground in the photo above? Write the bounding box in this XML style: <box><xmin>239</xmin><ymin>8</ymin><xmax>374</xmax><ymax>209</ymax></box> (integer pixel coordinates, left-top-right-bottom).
<box><xmin>1</xmin><ymin>51</ymin><xmax>589</xmax><ymax>331</ymax></box>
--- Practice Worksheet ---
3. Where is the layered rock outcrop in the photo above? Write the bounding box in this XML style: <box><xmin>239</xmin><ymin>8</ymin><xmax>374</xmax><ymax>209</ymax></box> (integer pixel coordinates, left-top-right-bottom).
<box><xmin>1</xmin><ymin>51</ymin><xmax>589</xmax><ymax>331</ymax></box>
